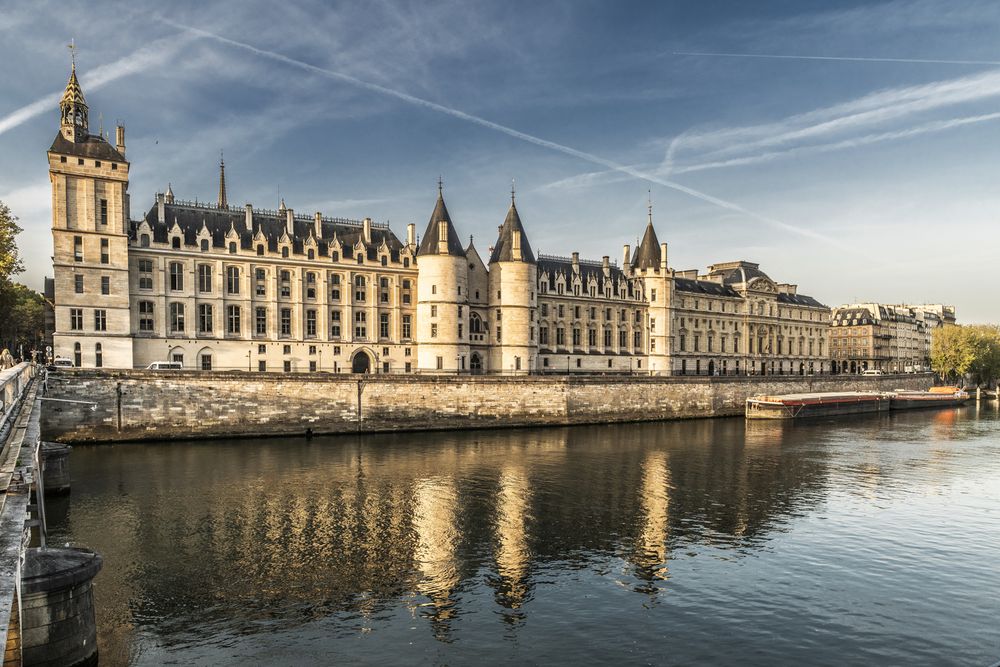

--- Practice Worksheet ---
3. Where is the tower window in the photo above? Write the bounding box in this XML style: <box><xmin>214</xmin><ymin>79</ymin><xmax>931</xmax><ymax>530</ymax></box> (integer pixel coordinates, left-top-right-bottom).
<box><xmin>99</xmin><ymin>199</ymin><xmax>108</xmax><ymax>226</ymax></box>
<box><xmin>201</xmin><ymin>239</ymin><xmax>209</xmax><ymax>252</ymax></box>
<box><xmin>101</xmin><ymin>276</ymin><xmax>110</xmax><ymax>295</ymax></box>
<box><xmin>73</xmin><ymin>236</ymin><xmax>83</xmax><ymax>262</ymax></box>
<box><xmin>74</xmin><ymin>275</ymin><xmax>84</xmax><ymax>293</ymax></box>
<box><xmin>100</xmin><ymin>238</ymin><xmax>109</xmax><ymax>264</ymax></box>
<box><xmin>60</xmin><ymin>156</ymin><xmax>67</xmax><ymax>163</ymax></box>
<box><xmin>172</xmin><ymin>237</ymin><xmax>181</xmax><ymax>249</ymax></box>
<box><xmin>229</xmin><ymin>242</ymin><xmax>237</xmax><ymax>254</ymax></box>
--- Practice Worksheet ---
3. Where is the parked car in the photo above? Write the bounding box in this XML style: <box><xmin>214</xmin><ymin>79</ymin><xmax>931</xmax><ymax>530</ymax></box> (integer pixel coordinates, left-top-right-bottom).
<box><xmin>146</xmin><ymin>361</ymin><xmax>183</xmax><ymax>370</ymax></box>
<box><xmin>48</xmin><ymin>357</ymin><xmax>74</xmax><ymax>369</ymax></box>
<box><xmin>862</xmin><ymin>369</ymin><xmax>884</xmax><ymax>376</ymax></box>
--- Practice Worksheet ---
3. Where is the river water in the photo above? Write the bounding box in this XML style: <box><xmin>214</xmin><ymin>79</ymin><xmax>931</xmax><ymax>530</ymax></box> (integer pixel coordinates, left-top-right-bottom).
<box><xmin>48</xmin><ymin>404</ymin><xmax>1000</xmax><ymax>666</ymax></box>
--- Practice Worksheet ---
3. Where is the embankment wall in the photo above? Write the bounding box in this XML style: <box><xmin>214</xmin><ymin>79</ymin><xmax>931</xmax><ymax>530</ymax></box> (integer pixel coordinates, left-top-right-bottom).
<box><xmin>39</xmin><ymin>370</ymin><xmax>933</xmax><ymax>443</ymax></box>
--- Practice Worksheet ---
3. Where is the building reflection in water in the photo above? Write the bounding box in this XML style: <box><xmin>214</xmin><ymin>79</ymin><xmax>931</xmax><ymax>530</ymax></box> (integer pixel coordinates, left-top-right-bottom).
<box><xmin>633</xmin><ymin>450</ymin><xmax>670</xmax><ymax>595</ymax></box>
<box><xmin>493</xmin><ymin>464</ymin><xmax>532</xmax><ymax>620</ymax></box>
<box><xmin>411</xmin><ymin>476</ymin><xmax>460</xmax><ymax>640</ymax></box>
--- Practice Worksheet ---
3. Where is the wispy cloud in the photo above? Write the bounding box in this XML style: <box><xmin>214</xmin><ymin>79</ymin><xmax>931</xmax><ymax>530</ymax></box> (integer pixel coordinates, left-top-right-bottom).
<box><xmin>0</xmin><ymin>32</ymin><xmax>197</xmax><ymax>137</ymax></box>
<box><xmin>673</xmin><ymin>50</ymin><xmax>1000</xmax><ymax>67</ymax></box>
<box><xmin>159</xmin><ymin>19</ymin><xmax>850</xmax><ymax>251</ymax></box>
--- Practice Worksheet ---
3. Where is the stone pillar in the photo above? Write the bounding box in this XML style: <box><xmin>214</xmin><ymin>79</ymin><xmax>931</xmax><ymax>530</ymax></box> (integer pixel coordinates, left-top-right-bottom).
<box><xmin>20</xmin><ymin>547</ymin><xmax>102</xmax><ymax>667</ymax></box>
<box><xmin>40</xmin><ymin>442</ymin><xmax>71</xmax><ymax>495</ymax></box>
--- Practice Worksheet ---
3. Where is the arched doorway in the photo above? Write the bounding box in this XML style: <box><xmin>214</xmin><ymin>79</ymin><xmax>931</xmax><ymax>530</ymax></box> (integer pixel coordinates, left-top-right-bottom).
<box><xmin>850</xmin><ymin>361</ymin><xmax>857</xmax><ymax>374</ymax></box>
<box><xmin>470</xmin><ymin>352</ymin><xmax>483</xmax><ymax>374</ymax></box>
<box><xmin>351</xmin><ymin>350</ymin><xmax>372</xmax><ymax>374</ymax></box>
<box><xmin>799</xmin><ymin>362</ymin><xmax>805</xmax><ymax>376</ymax></box>
<box><xmin>708</xmin><ymin>360</ymin><xmax>715</xmax><ymax>376</ymax></box>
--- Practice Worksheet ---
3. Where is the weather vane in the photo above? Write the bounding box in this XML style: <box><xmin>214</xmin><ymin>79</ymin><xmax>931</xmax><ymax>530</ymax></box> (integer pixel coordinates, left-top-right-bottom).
<box><xmin>67</xmin><ymin>38</ymin><xmax>76</xmax><ymax>67</ymax></box>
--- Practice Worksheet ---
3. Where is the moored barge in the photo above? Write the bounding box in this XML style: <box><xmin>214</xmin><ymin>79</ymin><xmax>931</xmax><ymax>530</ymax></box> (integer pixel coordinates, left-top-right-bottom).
<box><xmin>746</xmin><ymin>392</ymin><xmax>890</xmax><ymax>420</ymax></box>
<box><xmin>889</xmin><ymin>387</ymin><xmax>970</xmax><ymax>410</ymax></box>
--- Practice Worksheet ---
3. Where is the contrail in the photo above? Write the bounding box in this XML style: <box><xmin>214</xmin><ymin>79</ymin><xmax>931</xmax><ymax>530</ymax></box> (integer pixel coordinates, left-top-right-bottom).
<box><xmin>160</xmin><ymin>19</ymin><xmax>852</xmax><ymax>250</ymax></box>
<box><xmin>673</xmin><ymin>51</ymin><xmax>1000</xmax><ymax>67</ymax></box>
<box><xmin>0</xmin><ymin>34</ymin><xmax>197</xmax><ymax>137</ymax></box>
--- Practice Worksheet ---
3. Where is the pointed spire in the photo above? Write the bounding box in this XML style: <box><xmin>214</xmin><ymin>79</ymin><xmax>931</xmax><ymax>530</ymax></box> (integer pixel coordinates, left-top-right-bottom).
<box><xmin>647</xmin><ymin>189</ymin><xmax>653</xmax><ymax>225</ymax></box>
<box><xmin>489</xmin><ymin>189</ymin><xmax>536</xmax><ymax>264</ymax></box>
<box><xmin>165</xmin><ymin>183</ymin><xmax>174</xmax><ymax>203</ymax></box>
<box><xmin>279</xmin><ymin>197</ymin><xmax>286</xmax><ymax>212</ymax></box>
<box><xmin>417</xmin><ymin>179</ymin><xmax>466</xmax><ymax>256</ymax></box>
<box><xmin>218</xmin><ymin>151</ymin><xmax>228</xmax><ymax>209</ymax></box>
<box><xmin>631</xmin><ymin>195</ymin><xmax>661</xmax><ymax>270</ymax></box>
<box><xmin>60</xmin><ymin>41</ymin><xmax>88</xmax><ymax>141</ymax></box>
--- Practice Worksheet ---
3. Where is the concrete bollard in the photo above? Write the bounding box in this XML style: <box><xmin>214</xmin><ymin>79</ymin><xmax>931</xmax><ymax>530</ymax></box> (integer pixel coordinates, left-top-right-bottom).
<box><xmin>20</xmin><ymin>547</ymin><xmax>102</xmax><ymax>667</ymax></box>
<box><xmin>39</xmin><ymin>442</ymin><xmax>71</xmax><ymax>495</ymax></box>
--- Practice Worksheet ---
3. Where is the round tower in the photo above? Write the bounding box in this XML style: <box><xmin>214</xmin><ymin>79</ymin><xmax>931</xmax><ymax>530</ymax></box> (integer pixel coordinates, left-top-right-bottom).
<box><xmin>416</xmin><ymin>183</ymin><xmax>470</xmax><ymax>373</ymax></box>
<box><xmin>631</xmin><ymin>199</ymin><xmax>670</xmax><ymax>374</ymax></box>
<box><xmin>488</xmin><ymin>191</ymin><xmax>537</xmax><ymax>374</ymax></box>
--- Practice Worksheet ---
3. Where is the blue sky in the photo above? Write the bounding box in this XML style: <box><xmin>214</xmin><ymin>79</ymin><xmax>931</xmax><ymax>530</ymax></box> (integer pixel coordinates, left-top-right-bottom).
<box><xmin>2</xmin><ymin>0</ymin><xmax>999</xmax><ymax>321</ymax></box>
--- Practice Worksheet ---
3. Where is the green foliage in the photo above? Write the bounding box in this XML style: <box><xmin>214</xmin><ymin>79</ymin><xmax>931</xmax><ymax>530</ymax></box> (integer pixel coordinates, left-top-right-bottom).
<box><xmin>0</xmin><ymin>281</ymin><xmax>46</xmax><ymax>354</ymax></box>
<box><xmin>0</xmin><ymin>201</ymin><xmax>24</xmax><ymax>284</ymax></box>
<box><xmin>931</xmin><ymin>324</ymin><xmax>1000</xmax><ymax>386</ymax></box>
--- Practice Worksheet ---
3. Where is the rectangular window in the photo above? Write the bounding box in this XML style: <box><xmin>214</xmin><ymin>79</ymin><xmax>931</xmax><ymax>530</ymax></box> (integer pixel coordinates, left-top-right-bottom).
<box><xmin>539</xmin><ymin>327</ymin><xmax>549</xmax><ymax>345</ymax></box>
<box><xmin>227</xmin><ymin>305</ymin><xmax>241</xmax><ymax>335</ymax></box>
<box><xmin>588</xmin><ymin>329</ymin><xmax>597</xmax><ymax>347</ymax></box>
<box><xmin>74</xmin><ymin>236</ymin><xmax>83</xmax><ymax>262</ymax></box>
<box><xmin>255</xmin><ymin>307</ymin><xmax>267</xmax><ymax>336</ymax></box>
<box><xmin>306</xmin><ymin>309</ymin><xmax>317</xmax><ymax>337</ymax></box>
<box><xmin>331</xmin><ymin>310</ymin><xmax>342</xmax><ymax>339</ymax></box>
<box><xmin>556</xmin><ymin>328</ymin><xmax>565</xmax><ymax>346</ymax></box>
<box><xmin>572</xmin><ymin>328</ymin><xmax>581</xmax><ymax>347</ymax></box>
<box><xmin>255</xmin><ymin>268</ymin><xmax>266</xmax><ymax>296</ymax></box>
<box><xmin>198</xmin><ymin>264</ymin><xmax>212</xmax><ymax>293</ymax></box>
<box><xmin>679</xmin><ymin>335</ymin><xmax>686</xmax><ymax>352</ymax></box>
<box><xmin>74</xmin><ymin>275</ymin><xmax>84</xmax><ymax>293</ymax></box>
<box><xmin>201</xmin><ymin>354</ymin><xmax>213</xmax><ymax>371</ymax></box>
<box><xmin>431</xmin><ymin>305</ymin><xmax>438</xmax><ymax>317</ymax></box>
<box><xmin>355</xmin><ymin>311</ymin><xmax>367</xmax><ymax>339</ymax></box>
<box><xmin>258</xmin><ymin>360</ymin><xmax>267</xmax><ymax>372</ymax></box>
<box><xmin>379</xmin><ymin>313</ymin><xmax>389</xmax><ymax>339</ymax></box>
<box><xmin>170</xmin><ymin>303</ymin><xmax>185</xmax><ymax>333</ymax></box>
<box><xmin>198</xmin><ymin>304</ymin><xmax>213</xmax><ymax>334</ymax></box>
<box><xmin>100</xmin><ymin>238</ymin><xmax>109</xmax><ymax>264</ymax></box>
<box><xmin>227</xmin><ymin>266</ymin><xmax>240</xmax><ymax>295</ymax></box>
<box><xmin>604</xmin><ymin>329</ymin><xmax>612</xmax><ymax>347</ymax></box>
<box><xmin>436</xmin><ymin>356</ymin><xmax>443</xmax><ymax>370</ymax></box>
<box><xmin>170</xmin><ymin>262</ymin><xmax>184</xmax><ymax>291</ymax></box>
<box><xmin>280</xmin><ymin>270</ymin><xmax>291</xmax><ymax>298</ymax></box>
<box><xmin>619</xmin><ymin>331</ymin><xmax>627</xmax><ymax>348</ymax></box>
<box><xmin>309</xmin><ymin>360</ymin><xmax>317</xmax><ymax>372</ymax></box>
<box><xmin>431</xmin><ymin>323</ymin><xmax>438</xmax><ymax>338</ymax></box>
<box><xmin>355</xmin><ymin>276</ymin><xmax>366</xmax><ymax>302</ymax></box>
<box><xmin>99</xmin><ymin>199</ymin><xmax>108</xmax><ymax>226</ymax></box>
<box><xmin>138</xmin><ymin>302</ymin><xmax>154</xmax><ymax>332</ymax></box>
<box><xmin>402</xmin><ymin>314</ymin><xmax>411</xmax><ymax>340</ymax></box>
<box><xmin>280</xmin><ymin>308</ymin><xmax>291</xmax><ymax>336</ymax></box>
<box><xmin>101</xmin><ymin>276</ymin><xmax>110</xmax><ymax>295</ymax></box>
<box><xmin>138</xmin><ymin>259</ymin><xmax>153</xmax><ymax>289</ymax></box>
<box><xmin>94</xmin><ymin>309</ymin><xmax>107</xmax><ymax>331</ymax></box>
<box><xmin>306</xmin><ymin>272</ymin><xmax>316</xmax><ymax>299</ymax></box>
<box><xmin>70</xmin><ymin>308</ymin><xmax>83</xmax><ymax>330</ymax></box>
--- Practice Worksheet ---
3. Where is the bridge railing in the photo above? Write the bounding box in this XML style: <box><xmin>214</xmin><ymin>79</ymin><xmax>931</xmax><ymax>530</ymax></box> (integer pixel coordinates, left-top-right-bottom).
<box><xmin>0</xmin><ymin>363</ymin><xmax>36</xmax><ymax>442</ymax></box>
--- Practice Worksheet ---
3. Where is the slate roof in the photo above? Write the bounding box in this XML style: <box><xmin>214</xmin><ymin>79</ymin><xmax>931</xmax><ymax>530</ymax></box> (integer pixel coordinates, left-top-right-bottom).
<box><xmin>489</xmin><ymin>201</ymin><xmax>536</xmax><ymax>264</ymax></box>
<box><xmin>674</xmin><ymin>278</ymin><xmax>739</xmax><ymax>297</ymax></box>
<box><xmin>777</xmin><ymin>292</ymin><xmax>826</xmax><ymax>308</ymax></box>
<box><xmin>832</xmin><ymin>307</ymin><xmax>875</xmax><ymax>326</ymax></box>
<box><xmin>537</xmin><ymin>256</ymin><xmax>630</xmax><ymax>293</ymax></box>
<box><xmin>631</xmin><ymin>222</ymin><xmax>661</xmax><ymax>270</ymax></box>
<box><xmin>49</xmin><ymin>132</ymin><xmax>126</xmax><ymax>162</ymax></box>
<box><xmin>417</xmin><ymin>193</ymin><xmax>465</xmax><ymax>257</ymax></box>
<box><xmin>135</xmin><ymin>201</ymin><xmax>404</xmax><ymax>260</ymax></box>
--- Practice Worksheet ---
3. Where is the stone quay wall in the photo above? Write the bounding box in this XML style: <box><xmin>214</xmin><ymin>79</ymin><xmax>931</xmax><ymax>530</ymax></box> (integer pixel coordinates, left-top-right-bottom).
<box><xmin>39</xmin><ymin>370</ymin><xmax>934</xmax><ymax>444</ymax></box>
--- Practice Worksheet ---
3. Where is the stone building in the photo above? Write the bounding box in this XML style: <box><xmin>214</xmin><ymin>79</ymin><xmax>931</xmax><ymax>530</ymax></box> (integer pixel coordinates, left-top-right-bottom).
<box><xmin>830</xmin><ymin>303</ymin><xmax>955</xmax><ymax>373</ymax></box>
<box><xmin>49</xmin><ymin>63</ymin><xmax>831</xmax><ymax>375</ymax></box>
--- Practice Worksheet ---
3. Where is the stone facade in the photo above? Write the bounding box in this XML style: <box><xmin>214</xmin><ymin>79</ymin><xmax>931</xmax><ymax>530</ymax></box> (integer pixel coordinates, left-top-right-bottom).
<box><xmin>830</xmin><ymin>303</ymin><xmax>954</xmax><ymax>373</ymax></box>
<box><xmin>50</xmin><ymin>64</ymin><xmax>832</xmax><ymax>376</ymax></box>
<box><xmin>40</xmin><ymin>369</ymin><xmax>932</xmax><ymax>443</ymax></box>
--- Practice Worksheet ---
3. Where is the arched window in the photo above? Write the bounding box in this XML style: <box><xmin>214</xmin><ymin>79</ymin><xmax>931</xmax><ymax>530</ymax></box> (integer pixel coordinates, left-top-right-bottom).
<box><xmin>73</xmin><ymin>342</ymin><xmax>81</xmax><ymax>367</ymax></box>
<box><xmin>95</xmin><ymin>343</ymin><xmax>103</xmax><ymax>368</ymax></box>
<box><xmin>470</xmin><ymin>312</ymin><xmax>483</xmax><ymax>334</ymax></box>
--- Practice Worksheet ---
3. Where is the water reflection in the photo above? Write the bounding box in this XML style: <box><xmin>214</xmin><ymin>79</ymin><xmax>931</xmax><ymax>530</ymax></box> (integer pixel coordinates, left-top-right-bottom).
<box><xmin>47</xmin><ymin>407</ymin><xmax>1000</xmax><ymax>666</ymax></box>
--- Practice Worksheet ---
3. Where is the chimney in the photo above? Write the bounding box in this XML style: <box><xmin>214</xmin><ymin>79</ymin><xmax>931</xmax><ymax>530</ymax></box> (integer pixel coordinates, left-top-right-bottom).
<box><xmin>245</xmin><ymin>204</ymin><xmax>253</xmax><ymax>228</ymax></box>
<box><xmin>407</xmin><ymin>223</ymin><xmax>415</xmax><ymax>246</ymax></box>
<box><xmin>512</xmin><ymin>230</ymin><xmax>522</xmax><ymax>261</ymax></box>
<box><xmin>660</xmin><ymin>242</ymin><xmax>668</xmax><ymax>271</ymax></box>
<box><xmin>157</xmin><ymin>192</ymin><xmax>165</xmax><ymax>224</ymax></box>
<box><xmin>285</xmin><ymin>208</ymin><xmax>294</xmax><ymax>236</ymax></box>
<box><xmin>363</xmin><ymin>217</ymin><xmax>372</xmax><ymax>244</ymax></box>
<box><xmin>623</xmin><ymin>243</ymin><xmax>631</xmax><ymax>267</ymax></box>
<box><xmin>437</xmin><ymin>221</ymin><xmax>448</xmax><ymax>254</ymax></box>
<box><xmin>115</xmin><ymin>125</ymin><xmax>125</xmax><ymax>155</ymax></box>
<box><xmin>314</xmin><ymin>212</ymin><xmax>322</xmax><ymax>240</ymax></box>
<box><xmin>602</xmin><ymin>255</ymin><xmax>610</xmax><ymax>271</ymax></box>
<box><xmin>572</xmin><ymin>252</ymin><xmax>579</xmax><ymax>272</ymax></box>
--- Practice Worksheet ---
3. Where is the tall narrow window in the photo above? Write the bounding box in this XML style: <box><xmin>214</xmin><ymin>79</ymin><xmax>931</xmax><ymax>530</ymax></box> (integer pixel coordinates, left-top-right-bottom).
<box><xmin>94</xmin><ymin>343</ymin><xmax>103</xmax><ymax>368</ymax></box>
<box><xmin>94</xmin><ymin>309</ymin><xmax>107</xmax><ymax>331</ymax></box>
<box><xmin>227</xmin><ymin>305</ymin><xmax>241</xmax><ymax>335</ymax></box>
<box><xmin>73</xmin><ymin>342</ymin><xmax>81</xmax><ymax>367</ymax></box>
<box><xmin>198</xmin><ymin>264</ymin><xmax>212</xmax><ymax>293</ymax></box>
<box><xmin>255</xmin><ymin>307</ymin><xmax>267</xmax><ymax>336</ymax></box>
<box><xmin>101</xmin><ymin>276</ymin><xmax>110</xmax><ymax>295</ymax></box>
<box><xmin>169</xmin><ymin>262</ymin><xmax>184</xmax><ymax>291</ymax></box>
<box><xmin>255</xmin><ymin>268</ymin><xmax>266</xmax><ymax>296</ymax></box>
<box><xmin>138</xmin><ymin>301</ymin><xmax>154</xmax><ymax>332</ymax></box>
<box><xmin>227</xmin><ymin>266</ymin><xmax>240</xmax><ymax>294</ymax></box>
<box><xmin>74</xmin><ymin>236</ymin><xmax>83</xmax><ymax>262</ymax></box>
<box><xmin>169</xmin><ymin>303</ymin><xmax>185</xmax><ymax>333</ymax></box>
<box><xmin>70</xmin><ymin>308</ymin><xmax>83</xmax><ymax>330</ymax></box>
<box><xmin>379</xmin><ymin>313</ymin><xmax>389</xmax><ymax>339</ymax></box>
<box><xmin>138</xmin><ymin>259</ymin><xmax>153</xmax><ymax>289</ymax></box>
<box><xmin>306</xmin><ymin>309</ymin><xmax>317</xmax><ymax>337</ymax></box>
<box><xmin>280</xmin><ymin>270</ymin><xmax>291</xmax><ymax>298</ymax></box>
<box><xmin>354</xmin><ymin>275</ymin><xmax>366</xmax><ymax>302</ymax></box>
<box><xmin>198</xmin><ymin>304</ymin><xmax>213</xmax><ymax>334</ymax></box>
<box><xmin>74</xmin><ymin>275</ymin><xmax>84</xmax><ymax>293</ymax></box>
<box><xmin>100</xmin><ymin>238</ymin><xmax>109</xmax><ymax>264</ymax></box>
<box><xmin>402</xmin><ymin>314</ymin><xmax>411</xmax><ymax>340</ymax></box>
<box><xmin>99</xmin><ymin>199</ymin><xmax>108</xmax><ymax>226</ymax></box>
<box><xmin>280</xmin><ymin>308</ymin><xmax>291</xmax><ymax>336</ymax></box>
<box><xmin>306</xmin><ymin>272</ymin><xmax>316</xmax><ymax>299</ymax></box>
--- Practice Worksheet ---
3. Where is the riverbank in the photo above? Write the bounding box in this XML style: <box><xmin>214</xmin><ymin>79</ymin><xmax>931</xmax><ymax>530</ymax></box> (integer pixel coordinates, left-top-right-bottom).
<box><xmin>39</xmin><ymin>370</ymin><xmax>933</xmax><ymax>443</ymax></box>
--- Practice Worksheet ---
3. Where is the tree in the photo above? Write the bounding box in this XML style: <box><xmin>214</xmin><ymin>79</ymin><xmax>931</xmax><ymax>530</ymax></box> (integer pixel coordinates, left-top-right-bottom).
<box><xmin>931</xmin><ymin>324</ymin><xmax>1000</xmax><ymax>387</ymax></box>
<box><xmin>0</xmin><ymin>201</ymin><xmax>24</xmax><ymax>284</ymax></box>
<box><xmin>0</xmin><ymin>283</ymin><xmax>45</xmax><ymax>355</ymax></box>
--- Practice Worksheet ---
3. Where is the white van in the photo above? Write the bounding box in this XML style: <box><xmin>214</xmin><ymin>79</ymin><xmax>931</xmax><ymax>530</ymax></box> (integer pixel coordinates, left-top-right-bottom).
<box><xmin>51</xmin><ymin>357</ymin><xmax>74</xmax><ymax>368</ymax></box>
<box><xmin>146</xmin><ymin>361</ymin><xmax>183</xmax><ymax>370</ymax></box>
<box><xmin>862</xmin><ymin>369</ymin><xmax>884</xmax><ymax>376</ymax></box>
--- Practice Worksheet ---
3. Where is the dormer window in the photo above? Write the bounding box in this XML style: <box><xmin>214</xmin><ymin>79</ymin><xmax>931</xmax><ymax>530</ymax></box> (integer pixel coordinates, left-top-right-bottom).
<box><xmin>201</xmin><ymin>239</ymin><xmax>209</xmax><ymax>252</ymax></box>
<box><xmin>140</xmin><ymin>234</ymin><xmax>150</xmax><ymax>247</ymax></box>
<box><xmin>172</xmin><ymin>237</ymin><xmax>181</xmax><ymax>249</ymax></box>
<box><xmin>331</xmin><ymin>251</ymin><xmax>339</xmax><ymax>262</ymax></box>
<box><xmin>257</xmin><ymin>244</ymin><xmax>264</xmax><ymax>256</ymax></box>
<box><xmin>282</xmin><ymin>247</ymin><xmax>289</xmax><ymax>258</ymax></box>
<box><xmin>308</xmin><ymin>249</ymin><xmax>314</xmax><ymax>260</ymax></box>
<box><xmin>229</xmin><ymin>242</ymin><xmax>237</xmax><ymax>254</ymax></box>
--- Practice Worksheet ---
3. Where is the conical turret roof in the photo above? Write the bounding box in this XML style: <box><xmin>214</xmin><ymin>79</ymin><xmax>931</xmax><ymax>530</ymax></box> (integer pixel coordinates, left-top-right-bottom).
<box><xmin>631</xmin><ymin>221</ymin><xmax>661</xmax><ymax>270</ymax></box>
<box><xmin>417</xmin><ymin>189</ymin><xmax>466</xmax><ymax>256</ymax></box>
<box><xmin>489</xmin><ymin>199</ymin><xmax>536</xmax><ymax>264</ymax></box>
